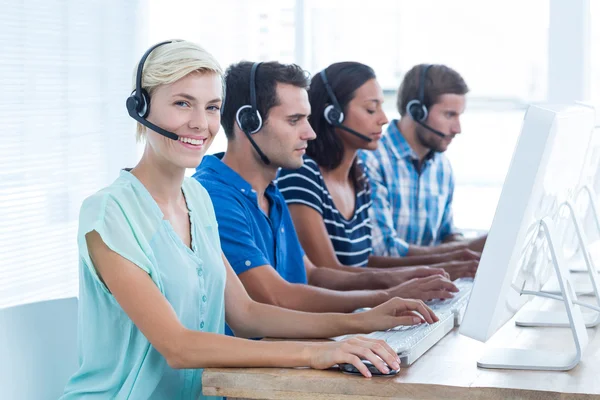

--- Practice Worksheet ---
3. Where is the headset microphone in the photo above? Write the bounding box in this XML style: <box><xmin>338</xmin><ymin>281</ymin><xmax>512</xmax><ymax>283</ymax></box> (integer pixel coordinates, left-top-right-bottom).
<box><xmin>331</xmin><ymin>121</ymin><xmax>374</xmax><ymax>142</ymax></box>
<box><xmin>126</xmin><ymin>40</ymin><xmax>180</xmax><ymax>141</ymax></box>
<box><xmin>320</xmin><ymin>69</ymin><xmax>372</xmax><ymax>143</ymax></box>
<box><xmin>415</xmin><ymin>119</ymin><xmax>448</xmax><ymax>138</ymax></box>
<box><xmin>243</xmin><ymin>131</ymin><xmax>271</xmax><ymax>165</ymax></box>
<box><xmin>406</xmin><ymin>64</ymin><xmax>448</xmax><ymax>139</ymax></box>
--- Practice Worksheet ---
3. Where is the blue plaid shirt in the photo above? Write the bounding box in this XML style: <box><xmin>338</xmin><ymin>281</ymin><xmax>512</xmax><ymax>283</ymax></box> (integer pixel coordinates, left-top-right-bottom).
<box><xmin>359</xmin><ymin>120</ymin><xmax>457</xmax><ymax>257</ymax></box>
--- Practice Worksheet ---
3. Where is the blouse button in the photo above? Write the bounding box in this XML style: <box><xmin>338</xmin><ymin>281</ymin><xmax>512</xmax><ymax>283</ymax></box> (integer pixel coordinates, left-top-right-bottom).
<box><xmin>200</xmin><ymin>321</ymin><xmax>205</xmax><ymax>329</ymax></box>
<box><xmin>202</xmin><ymin>295</ymin><xmax>207</xmax><ymax>303</ymax></box>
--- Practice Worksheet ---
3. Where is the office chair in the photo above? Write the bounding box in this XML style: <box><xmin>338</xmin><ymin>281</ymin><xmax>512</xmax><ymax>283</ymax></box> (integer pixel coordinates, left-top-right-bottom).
<box><xmin>0</xmin><ymin>297</ymin><xmax>78</xmax><ymax>400</ymax></box>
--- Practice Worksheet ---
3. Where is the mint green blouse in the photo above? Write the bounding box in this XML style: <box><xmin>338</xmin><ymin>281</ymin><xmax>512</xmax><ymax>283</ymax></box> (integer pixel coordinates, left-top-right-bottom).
<box><xmin>61</xmin><ymin>170</ymin><xmax>226</xmax><ymax>399</ymax></box>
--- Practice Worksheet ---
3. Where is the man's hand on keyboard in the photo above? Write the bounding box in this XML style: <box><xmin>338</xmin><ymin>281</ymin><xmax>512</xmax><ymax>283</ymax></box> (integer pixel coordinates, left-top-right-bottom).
<box><xmin>467</xmin><ymin>234</ymin><xmax>487</xmax><ymax>253</ymax></box>
<box><xmin>385</xmin><ymin>275</ymin><xmax>459</xmax><ymax>301</ymax></box>
<box><xmin>430</xmin><ymin>242</ymin><xmax>481</xmax><ymax>259</ymax></box>
<box><xmin>356</xmin><ymin>297</ymin><xmax>439</xmax><ymax>334</ymax></box>
<box><xmin>309</xmin><ymin>336</ymin><xmax>400</xmax><ymax>378</ymax></box>
<box><xmin>430</xmin><ymin>259</ymin><xmax>478</xmax><ymax>280</ymax></box>
<box><xmin>441</xmin><ymin>248</ymin><xmax>481</xmax><ymax>262</ymax></box>
<box><xmin>385</xmin><ymin>265</ymin><xmax>450</xmax><ymax>286</ymax></box>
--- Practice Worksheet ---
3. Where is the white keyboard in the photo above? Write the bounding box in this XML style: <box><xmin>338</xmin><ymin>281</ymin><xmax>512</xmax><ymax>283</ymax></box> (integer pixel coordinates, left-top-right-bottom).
<box><xmin>332</xmin><ymin>312</ymin><xmax>454</xmax><ymax>366</ymax></box>
<box><xmin>426</xmin><ymin>278</ymin><xmax>473</xmax><ymax>326</ymax></box>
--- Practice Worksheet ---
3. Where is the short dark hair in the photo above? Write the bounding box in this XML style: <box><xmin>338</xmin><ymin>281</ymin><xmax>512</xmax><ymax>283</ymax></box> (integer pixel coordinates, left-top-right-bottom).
<box><xmin>221</xmin><ymin>61</ymin><xmax>310</xmax><ymax>139</ymax></box>
<box><xmin>307</xmin><ymin>62</ymin><xmax>376</xmax><ymax>190</ymax></box>
<box><xmin>397</xmin><ymin>64</ymin><xmax>469</xmax><ymax>117</ymax></box>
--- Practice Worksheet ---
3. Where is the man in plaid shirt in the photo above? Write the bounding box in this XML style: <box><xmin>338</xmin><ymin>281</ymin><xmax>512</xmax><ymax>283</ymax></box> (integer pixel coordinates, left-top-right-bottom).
<box><xmin>360</xmin><ymin>64</ymin><xmax>486</xmax><ymax>265</ymax></box>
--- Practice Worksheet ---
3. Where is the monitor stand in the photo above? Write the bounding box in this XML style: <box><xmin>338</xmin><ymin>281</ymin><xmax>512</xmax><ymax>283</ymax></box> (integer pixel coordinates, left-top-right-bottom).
<box><xmin>569</xmin><ymin>185</ymin><xmax>600</xmax><ymax>273</ymax></box>
<box><xmin>477</xmin><ymin>217</ymin><xmax>589</xmax><ymax>371</ymax></box>
<box><xmin>541</xmin><ymin>188</ymin><xmax>599</xmax><ymax>295</ymax></box>
<box><xmin>517</xmin><ymin>200</ymin><xmax>600</xmax><ymax>328</ymax></box>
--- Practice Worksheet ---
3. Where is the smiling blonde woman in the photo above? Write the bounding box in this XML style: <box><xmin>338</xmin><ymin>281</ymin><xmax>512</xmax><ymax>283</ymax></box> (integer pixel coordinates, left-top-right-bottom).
<box><xmin>59</xmin><ymin>41</ymin><xmax>436</xmax><ymax>399</ymax></box>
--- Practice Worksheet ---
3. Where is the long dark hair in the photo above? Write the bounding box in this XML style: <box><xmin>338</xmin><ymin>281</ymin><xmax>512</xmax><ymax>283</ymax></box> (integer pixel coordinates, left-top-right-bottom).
<box><xmin>307</xmin><ymin>62</ymin><xmax>376</xmax><ymax>190</ymax></box>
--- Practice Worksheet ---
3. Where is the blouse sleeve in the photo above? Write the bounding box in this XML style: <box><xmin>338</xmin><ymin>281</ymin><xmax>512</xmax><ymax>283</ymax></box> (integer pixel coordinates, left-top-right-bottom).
<box><xmin>77</xmin><ymin>193</ymin><xmax>155</xmax><ymax>293</ymax></box>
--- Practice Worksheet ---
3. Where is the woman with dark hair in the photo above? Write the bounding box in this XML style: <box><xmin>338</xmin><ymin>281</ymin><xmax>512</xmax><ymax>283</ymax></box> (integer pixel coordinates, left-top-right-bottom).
<box><xmin>277</xmin><ymin>62</ymin><xmax>476</xmax><ymax>288</ymax></box>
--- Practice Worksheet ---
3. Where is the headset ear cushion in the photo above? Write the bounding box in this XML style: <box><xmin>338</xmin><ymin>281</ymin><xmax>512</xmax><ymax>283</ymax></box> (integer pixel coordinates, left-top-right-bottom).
<box><xmin>324</xmin><ymin>104</ymin><xmax>344</xmax><ymax>126</ymax></box>
<box><xmin>126</xmin><ymin>89</ymin><xmax>150</xmax><ymax>118</ymax></box>
<box><xmin>126</xmin><ymin>94</ymin><xmax>140</xmax><ymax>118</ymax></box>
<box><xmin>138</xmin><ymin>88</ymin><xmax>151</xmax><ymax>118</ymax></box>
<box><xmin>407</xmin><ymin>100</ymin><xmax>427</xmax><ymax>122</ymax></box>
<box><xmin>240</xmin><ymin>111</ymin><xmax>259</xmax><ymax>132</ymax></box>
<box><xmin>236</xmin><ymin>105</ymin><xmax>263</xmax><ymax>134</ymax></box>
<box><xmin>411</xmin><ymin>103</ymin><xmax>424</xmax><ymax>121</ymax></box>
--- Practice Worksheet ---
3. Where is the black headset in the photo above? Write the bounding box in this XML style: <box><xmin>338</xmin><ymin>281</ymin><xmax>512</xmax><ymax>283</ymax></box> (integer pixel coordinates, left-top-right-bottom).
<box><xmin>233</xmin><ymin>62</ymin><xmax>271</xmax><ymax>165</ymax></box>
<box><xmin>126</xmin><ymin>40</ymin><xmax>180</xmax><ymax>141</ymax></box>
<box><xmin>320</xmin><ymin>69</ymin><xmax>372</xmax><ymax>142</ymax></box>
<box><xmin>405</xmin><ymin>64</ymin><xmax>447</xmax><ymax>138</ymax></box>
<box><xmin>236</xmin><ymin>62</ymin><xmax>263</xmax><ymax>134</ymax></box>
<box><xmin>406</xmin><ymin>64</ymin><xmax>432</xmax><ymax>122</ymax></box>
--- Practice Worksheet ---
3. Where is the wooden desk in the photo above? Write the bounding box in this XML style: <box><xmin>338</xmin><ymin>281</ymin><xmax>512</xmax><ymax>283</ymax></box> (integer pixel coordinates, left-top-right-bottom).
<box><xmin>204</xmin><ymin>297</ymin><xmax>600</xmax><ymax>399</ymax></box>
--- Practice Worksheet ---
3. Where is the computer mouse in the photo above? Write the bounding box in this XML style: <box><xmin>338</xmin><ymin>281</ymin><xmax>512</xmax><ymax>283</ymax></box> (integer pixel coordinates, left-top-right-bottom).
<box><xmin>339</xmin><ymin>360</ymin><xmax>399</xmax><ymax>376</ymax></box>
<box><xmin>352</xmin><ymin>307</ymin><xmax>372</xmax><ymax>313</ymax></box>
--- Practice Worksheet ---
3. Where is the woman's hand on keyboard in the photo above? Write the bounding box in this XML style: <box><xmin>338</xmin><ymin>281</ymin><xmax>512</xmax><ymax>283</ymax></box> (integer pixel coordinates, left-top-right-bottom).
<box><xmin>386</xmin><ymin>275</ymin><xmax>459</xmax><ymax>301</ymax></box>
<box><xmin>309</xmin><ymin>336</ymin><xmax>400</xmax><ymax>377</ymax></box>
<box><xmin>358</xmin><ymin>297</ymin><xmax>439</xmax><ymax>333</ymax></box>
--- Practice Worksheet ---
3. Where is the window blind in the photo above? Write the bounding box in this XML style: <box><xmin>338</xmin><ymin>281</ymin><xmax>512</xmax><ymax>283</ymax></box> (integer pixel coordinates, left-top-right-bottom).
<box><xmin>0</xmin><ymin>0</ymin><xmax>143</xmax><ymax>308</ymax></box>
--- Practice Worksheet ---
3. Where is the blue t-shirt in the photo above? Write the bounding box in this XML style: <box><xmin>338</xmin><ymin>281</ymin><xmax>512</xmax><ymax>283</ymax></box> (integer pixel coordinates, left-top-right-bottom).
<box><xmin>277</xmin><ymin>156</ymin><xmax>373</xmax><ymax>267</ymax></box>
<box><xmin>194</xmin><ymin>154</ymin><xmax>307</xmax><ymax>284</ymax></box>
<box><xmin>61</xmin><ymin>170</ymin><xmax>226</xmax><ymax>400</ymax></box>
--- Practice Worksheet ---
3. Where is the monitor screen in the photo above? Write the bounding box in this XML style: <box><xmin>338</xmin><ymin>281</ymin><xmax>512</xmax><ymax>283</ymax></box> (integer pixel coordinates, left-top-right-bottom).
<box><xmin>459</xmin><ymin>104</ymin><xmax>596</xmax><ymax>343</ymax></box>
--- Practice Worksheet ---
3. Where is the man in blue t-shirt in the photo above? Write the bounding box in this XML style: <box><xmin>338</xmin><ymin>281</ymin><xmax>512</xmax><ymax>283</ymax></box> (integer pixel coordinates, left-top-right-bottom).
<box><xmin>194</xmin><ymin>61</ymin><xmax>461</xmax><ymax>315</ymax></box>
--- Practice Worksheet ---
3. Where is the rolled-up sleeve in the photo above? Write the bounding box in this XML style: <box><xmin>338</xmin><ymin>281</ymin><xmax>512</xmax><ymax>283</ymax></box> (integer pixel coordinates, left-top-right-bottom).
<box><xmin>360</xmin><ymin>150</ymin><xmax>409</xmax><ymax>257</ymax></box>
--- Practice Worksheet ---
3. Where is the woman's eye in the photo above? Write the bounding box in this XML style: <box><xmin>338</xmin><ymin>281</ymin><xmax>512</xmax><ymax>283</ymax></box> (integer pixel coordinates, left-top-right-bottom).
<box><xmin>175</xmin><ymin>101</ymin><xmax>190</xmax><ymax>107</ymax></box>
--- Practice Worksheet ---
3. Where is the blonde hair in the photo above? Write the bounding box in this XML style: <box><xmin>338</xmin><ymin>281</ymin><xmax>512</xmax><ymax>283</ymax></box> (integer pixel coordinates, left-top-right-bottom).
<box><xmin>132</xmin><ymin>40</ymin><xmax>223</xmax><ymax>142</ymax></box>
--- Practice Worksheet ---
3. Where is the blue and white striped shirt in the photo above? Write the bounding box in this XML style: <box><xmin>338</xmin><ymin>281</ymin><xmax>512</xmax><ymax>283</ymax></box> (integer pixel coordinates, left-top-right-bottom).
<box><xmin>359</xmin><ymin>120</ymin><xmax>457</xmax><ymax>257</ymax></box>
<box><xmin>277</xmin><ymin>156</ymin><xmax>373</xmax><ymax>267</ymax></box>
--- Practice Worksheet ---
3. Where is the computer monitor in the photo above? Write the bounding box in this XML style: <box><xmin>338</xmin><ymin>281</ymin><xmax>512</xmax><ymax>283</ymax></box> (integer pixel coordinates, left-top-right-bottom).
<box><xmin>579</xmin><ymin>105</ymin><xmax>600</xmax><ymax>199</ymax></box>
<box><xmin>575</xmin><ymin>123</ymin><xmax>600</xmax><ymax>244</ymax></box>
<box><xmin>537</xmin><ymin>108</ymin><xmax>600</xmax><ymax>312</ymax></box>
<box><xmin>459</xmin><ymin>104</ymin><xmax>596</xmax><ymax>371</ymax></box>
<box><xmin>581</xmin><ymin>126</ymin><xmax>600</xmax><ymax>244</ymax></box>
<box><xmin>575</xmin><ymin>104</ymin><xmax>600</xmax><ymax>239</ymax></box>
<box><xmin>562</xmin><ymin>124</ymin><xmax>600</xmax><ymax>270</ymax></box>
